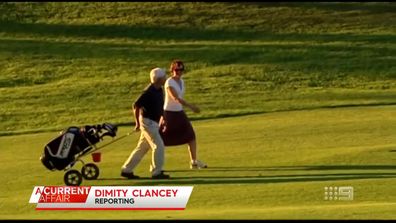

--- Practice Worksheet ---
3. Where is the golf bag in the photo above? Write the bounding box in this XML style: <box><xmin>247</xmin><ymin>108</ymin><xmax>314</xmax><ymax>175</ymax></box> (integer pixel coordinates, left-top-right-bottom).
<box><xmin>40</xmin><ymin>123</ymin><xmax>117</xmax><ymax>171</ymax></box>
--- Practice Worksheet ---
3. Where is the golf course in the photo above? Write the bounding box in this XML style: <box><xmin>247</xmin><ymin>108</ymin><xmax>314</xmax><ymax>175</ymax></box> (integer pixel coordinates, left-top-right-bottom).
<box><xmin>0</xmin><ymin>2</ymin><xmax>395</xmax><ymax>219</ymax></box>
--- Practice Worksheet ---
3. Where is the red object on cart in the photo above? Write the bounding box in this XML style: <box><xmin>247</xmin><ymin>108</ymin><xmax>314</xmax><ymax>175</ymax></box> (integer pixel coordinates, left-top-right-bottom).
<box><xmin>91</xmin><ymin>152</ymin><xmax>101</xmax><ymax>162</ymax></box>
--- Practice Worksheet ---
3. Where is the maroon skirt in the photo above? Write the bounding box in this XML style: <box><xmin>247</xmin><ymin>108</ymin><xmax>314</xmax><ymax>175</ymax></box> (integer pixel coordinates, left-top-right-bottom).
<box><xmin>159</xmin><ymin>110</ymin><xmax>196</xmax><ymax>146</ymax></box>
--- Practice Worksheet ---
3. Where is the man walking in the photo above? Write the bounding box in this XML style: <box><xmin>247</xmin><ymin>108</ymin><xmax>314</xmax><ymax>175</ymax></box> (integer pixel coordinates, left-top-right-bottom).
<box><xmin>121</xmin><ymin>68</ymin><xmax>170</xmax><ymax>179</ymax></box>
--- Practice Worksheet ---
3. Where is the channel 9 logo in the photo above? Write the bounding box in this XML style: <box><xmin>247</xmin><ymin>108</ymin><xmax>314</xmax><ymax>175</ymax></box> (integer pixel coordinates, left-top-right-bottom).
<box><xmin>324</xmin><ymin>186</ymin><xmax>354</xmax><ymax>201</ymax></box>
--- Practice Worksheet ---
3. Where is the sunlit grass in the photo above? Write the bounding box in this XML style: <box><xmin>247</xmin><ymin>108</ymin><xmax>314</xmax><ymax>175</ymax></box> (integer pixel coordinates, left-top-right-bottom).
<box><xmin>0</xmin><ymin>2</ymin><xmax>395</xmax><ymax>134</ymax></box>
<box><xmin>0</xmin><ymin>106</ymin><xmax>395</xmax><ymax>219</ymax></box>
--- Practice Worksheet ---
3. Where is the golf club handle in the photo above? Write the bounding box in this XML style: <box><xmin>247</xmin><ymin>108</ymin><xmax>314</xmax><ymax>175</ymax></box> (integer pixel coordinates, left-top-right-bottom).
<box><xmin>89</xmin><ymin>131</ymin><xmax>135</xmax><ymax>153</ymax></box>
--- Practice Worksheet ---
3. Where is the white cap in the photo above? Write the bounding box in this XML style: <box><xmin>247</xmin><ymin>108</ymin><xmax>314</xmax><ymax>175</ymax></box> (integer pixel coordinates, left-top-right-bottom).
<box><xmin>150</xmin><ymin>68</ymin><xmax>166</xmax><ymax>83</ymax></box>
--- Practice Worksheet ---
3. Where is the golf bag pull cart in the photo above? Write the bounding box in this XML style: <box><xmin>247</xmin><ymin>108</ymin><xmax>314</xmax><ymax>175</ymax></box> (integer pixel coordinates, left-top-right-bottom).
<box><xmin>40</xmin><ymin>123</ymin><xmax>118</xmax><ymax>186</ymax></box>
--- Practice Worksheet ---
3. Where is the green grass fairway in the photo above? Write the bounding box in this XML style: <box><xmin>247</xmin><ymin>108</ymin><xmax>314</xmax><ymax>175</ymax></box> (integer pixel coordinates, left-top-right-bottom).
<box><xmin>1</xmin><ymin>2</ymin><xmax>395</xmax><ymax>135</ymax></box>
<box><xmin>0</xmin><ymin>2</ymin><xmax>395</xmax><ymax>220</ymax></box>
<box><xmin>0</xmin><ymin>106</ymin><xmax>395</xmax><ymax>219</ymax></box>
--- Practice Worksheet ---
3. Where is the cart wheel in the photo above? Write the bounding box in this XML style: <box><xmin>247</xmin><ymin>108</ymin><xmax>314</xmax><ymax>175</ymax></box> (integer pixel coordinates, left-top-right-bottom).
<box><xmin>64</xmin><ymin>170</ymin><xmax>83</xmax><ymax>186</ymax></box>
<box><xmin>81</xmin><ymin>163</ymin><xmax>100</xmax><ymax>180</ymax></box>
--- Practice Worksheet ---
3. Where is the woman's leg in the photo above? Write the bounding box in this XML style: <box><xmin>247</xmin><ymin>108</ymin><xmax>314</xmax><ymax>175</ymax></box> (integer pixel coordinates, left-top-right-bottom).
<box><xmin>187</xmin><ymin>139</ymin><xmax>197</xmax><ymax>161</ymax></box>
<box><xmin>188</xmin><ymin>139</ymin><xmax>208</xmax><ymax>169</ymax></box>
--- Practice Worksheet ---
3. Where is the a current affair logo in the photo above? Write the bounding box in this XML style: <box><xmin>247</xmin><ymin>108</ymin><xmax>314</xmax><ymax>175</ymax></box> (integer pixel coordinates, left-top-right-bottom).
<box><xmin>29</xmin><ymin>186</ymin><xmax>193</xmax><ymax>210</ymax></box>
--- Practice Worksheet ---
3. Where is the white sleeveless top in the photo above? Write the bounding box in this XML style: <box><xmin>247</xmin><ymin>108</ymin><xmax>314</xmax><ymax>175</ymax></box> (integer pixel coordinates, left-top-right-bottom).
<box><xmin>164</xmin><ymin>77</ymin><xmax>184</xmax><ymax>111</ymax></box>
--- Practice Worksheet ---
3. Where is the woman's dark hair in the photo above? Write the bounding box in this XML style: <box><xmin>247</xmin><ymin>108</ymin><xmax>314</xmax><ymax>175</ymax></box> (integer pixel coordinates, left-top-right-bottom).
<box><xmin>170</xmin><ymin>60</ymin><xmax>185</xmax><ymax>72</ymax></box>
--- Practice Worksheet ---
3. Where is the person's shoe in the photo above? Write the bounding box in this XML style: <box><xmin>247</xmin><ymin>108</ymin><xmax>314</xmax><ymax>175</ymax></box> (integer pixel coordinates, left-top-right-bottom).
<box><xmin>152</xmin><ymin>172</ymin><xmax>170</xmax><ymax>179</ymax></box>
<box><xmin>121</xmin><ymin>171</ymin><xmax>140</xmax><ymax>179</ymax></box>
<box><xmin>190</xmin><ymin>160</ymin><xmax>208</xmax><ymax>169</ymax></box>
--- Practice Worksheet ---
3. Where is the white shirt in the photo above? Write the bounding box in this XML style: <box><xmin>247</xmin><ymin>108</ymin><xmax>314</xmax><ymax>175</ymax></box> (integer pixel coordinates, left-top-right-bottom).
<box><xmin>164</xmin><ymin>77</ymin><xmax>184</xmax><ymax>111</ymax></box>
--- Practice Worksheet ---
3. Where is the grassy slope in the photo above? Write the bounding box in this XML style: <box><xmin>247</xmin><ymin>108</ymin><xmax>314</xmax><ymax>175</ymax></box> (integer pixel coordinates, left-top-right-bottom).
<box><xmin>0</xmin><ymin>106</ymin><xmax>395</xmax><ymax>219</ymax></box>
<box><xmin>0</xmin><ymin>2</ymin><xmax>395</xmax><ymax>134</ymax></box>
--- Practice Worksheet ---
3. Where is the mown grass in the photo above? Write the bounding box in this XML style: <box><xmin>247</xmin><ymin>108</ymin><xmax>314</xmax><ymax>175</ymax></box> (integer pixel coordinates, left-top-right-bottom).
<box><xmin>0</xmin><ymin>106</ymin><xmax>395</xmax><ymax>219</ymax></box>
<box><xmin>0</xmin><ymin>3</ymin><xmax>395</xmax><ymax>220</ymax></box>
<box><xmin>1</xmin><ymin>2</ymin><xmax>395</xmax><ymax>34</ymax></box>
<box><xmin>0</xmin><ymin>106</ymin><xmax>396</xmax><ymax>219</ymax></box>
<box><xmin>0</xmin><ymin>2</ymin><xmax>395</xmax><ymax>134</ymax></box>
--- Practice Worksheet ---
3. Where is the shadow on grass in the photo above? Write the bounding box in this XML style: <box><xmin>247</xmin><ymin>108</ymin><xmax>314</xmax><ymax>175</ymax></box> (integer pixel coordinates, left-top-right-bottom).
<box><xmin>244</xmin><ymin>2</ymin><xmax>396</xmax><ymax>13</ymax></box>
<box><xmin>96</xmin><ymin>172</ymin><xmax>396</xmax><ymax>186</ymax></box>
<box><xmin>94</xmin><ymin>165</ymin><xmax>396</xmax><ymax>186</ymax></box>
<box><xmin>2</xmin><ymin>103</ymin><xmax>395</xmax><ymax>137</ymax></box>
<box><xmin>290</xmin><ymin>2</ymin><xmax>396</xmax><ymax>14</ymax></box>
<box><xmin>165</xmin><ymin>165</ymin><xmax>396</xmax><ymax>172</ymax></box>
<box><xmin>1</xmin><ymin>20</ymin><xmax>395</xmax><ymax>43</ymax></box>
<box><xmin>1</xmin><ymin>36</ymin><xmax>393</xmax><ymax>63</ymax></box>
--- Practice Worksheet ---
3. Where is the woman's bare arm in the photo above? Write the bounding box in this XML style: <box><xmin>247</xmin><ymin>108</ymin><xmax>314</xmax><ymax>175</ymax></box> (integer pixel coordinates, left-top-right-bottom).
<box><xmin>167</xmin><ymin>86</ymin><xmax>200</xmax><ymax>113</ymax></box>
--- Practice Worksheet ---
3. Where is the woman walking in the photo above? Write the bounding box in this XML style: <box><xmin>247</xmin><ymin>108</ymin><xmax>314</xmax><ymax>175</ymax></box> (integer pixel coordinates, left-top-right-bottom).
<box><xmin>160</xmin><ymin>60</ymin><xmax>207</xmax><ymax>169</ymax></box>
